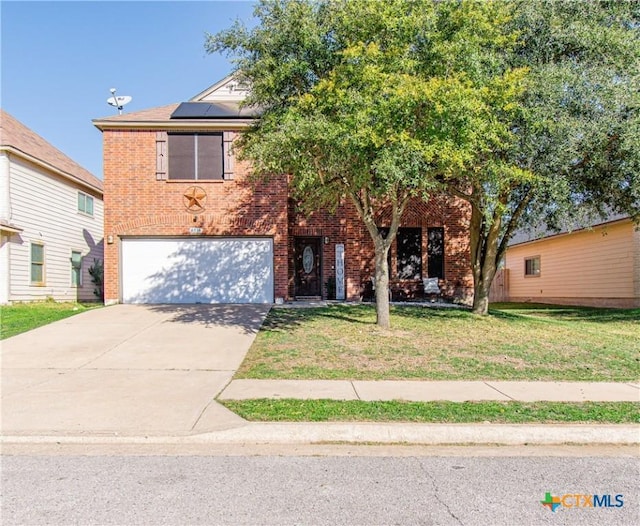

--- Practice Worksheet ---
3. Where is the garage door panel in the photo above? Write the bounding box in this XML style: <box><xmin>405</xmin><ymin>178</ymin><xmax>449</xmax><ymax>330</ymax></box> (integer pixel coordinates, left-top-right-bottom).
<box><xmin>122</xmin><ymin>238</ymin><xmax>274</xmax><ymax>304</ymax></box>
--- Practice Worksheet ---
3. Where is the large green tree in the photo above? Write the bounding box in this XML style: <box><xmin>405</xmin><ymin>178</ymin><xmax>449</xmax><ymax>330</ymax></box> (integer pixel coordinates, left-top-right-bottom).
<box><xmin>442</xmin><ymin>0</ymin><xmax>640</xmax><ymax>314</ymax></box>
<box><xmin>208</xmin><ymin>0</ymin><xmax>639</xmax><ymax>321</ymax></box>
<box><xmin>207</xmin><ymin>0</ymin><xmax>525</xmax><ymax>327</ymax></box>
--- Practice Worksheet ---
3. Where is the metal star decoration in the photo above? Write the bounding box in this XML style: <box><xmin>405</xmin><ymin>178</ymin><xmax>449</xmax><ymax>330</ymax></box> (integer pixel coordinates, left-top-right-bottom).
<box><xmin>183</xmin><ymin>186</ymin><xmax>207</xmax><ymax>212</ymax></box>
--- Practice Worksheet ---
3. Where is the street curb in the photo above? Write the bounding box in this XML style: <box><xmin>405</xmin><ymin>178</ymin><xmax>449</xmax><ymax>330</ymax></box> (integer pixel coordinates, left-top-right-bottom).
<box><xmin>2</xmin><ymin>423</ymin><xmax>639</xmax><ymax>446</ymax></box>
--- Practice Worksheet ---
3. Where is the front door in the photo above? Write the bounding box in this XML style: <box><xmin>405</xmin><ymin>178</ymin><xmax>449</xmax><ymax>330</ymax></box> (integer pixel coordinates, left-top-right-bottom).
<box><xmin>294</xmin><ymin>237</ymin><xmax>322</xmax><ymax>297</ymax></box>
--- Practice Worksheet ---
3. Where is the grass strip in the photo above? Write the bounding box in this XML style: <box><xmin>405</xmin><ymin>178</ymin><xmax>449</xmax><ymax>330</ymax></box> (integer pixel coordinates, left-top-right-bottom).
<box><xmin>220</xmin><ymin>399</ymin><xmax>640</xmax><ymax>424</ymax></box>
<box><xmin>0</xmin><ymin>302</ymin><xmax>101</xmax><ymax>340</ymax></box>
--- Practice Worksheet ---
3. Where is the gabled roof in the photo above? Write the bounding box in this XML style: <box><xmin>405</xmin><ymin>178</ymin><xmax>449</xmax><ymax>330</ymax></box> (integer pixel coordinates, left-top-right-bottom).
<box><xmin>190</xmin><ymin>75</ymin><xmax>250</xmax><ymax>102</ymax></box>
<box><xmin>0</xmin><ymin>109</ymin><xmax>103</xmax><ymax>195</ymax></box>
<box><xmin>93</xmin><ymin>75</ymin><xmax>259</xmax><ymax>131</ymax></box>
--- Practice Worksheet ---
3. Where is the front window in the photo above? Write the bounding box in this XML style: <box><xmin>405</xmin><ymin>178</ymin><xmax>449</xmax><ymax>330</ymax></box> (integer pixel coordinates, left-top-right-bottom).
<box><xmin>427</xmin><ymin>227</ymin><xmax>445</xmax><ymax>279</ymax></box>
<box><xmin>168</xmin><ymin>133</ymin><xmax>224</xmax><ymax>180</ymax></box>
<box><xmin>78</xmin><ymin>192</ymin><xmax>94</xmax><ymax>216</ymax></box>
<box><xmin>71</xmin><ymin>251</ymin><xmax>82</xmax><ymax>286</ymax></box>
<box><xmin>30</xmin><ymin>243</ymin><xmax>45</xmax><ymax>285</ymax></box>
<box><xmin>397</xmin><ymin>228</ymin><xmax>422</xmax><ymax>279</ymax></box>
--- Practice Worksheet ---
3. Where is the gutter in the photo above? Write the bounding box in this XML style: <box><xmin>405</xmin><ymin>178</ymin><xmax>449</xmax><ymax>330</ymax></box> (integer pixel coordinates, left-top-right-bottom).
<box><xmin>92</xmin><ymin>118</ymin><xmax>254</xmax><ymax>132</ymax></box>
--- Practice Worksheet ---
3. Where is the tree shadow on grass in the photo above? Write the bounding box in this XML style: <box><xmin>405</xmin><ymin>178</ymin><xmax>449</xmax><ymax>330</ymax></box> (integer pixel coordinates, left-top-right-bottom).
<box><xmin>262</xmin><ymin>305</ymin><xmax>374</xmax><ymax>332</ymax></box>
<box><xmin>488</xmin><ymin>303</ymin><xmax>640</xmax><ymax>324</ymax></box>
<box><xmin>262</xmin><ymin>303</ymin><xmax>472</xmax><ymax>333</ymax></box>
<box><xmin>391</xmin><ymin>304</ymin><xmax>472</xmax><ymax>321</ymax></box>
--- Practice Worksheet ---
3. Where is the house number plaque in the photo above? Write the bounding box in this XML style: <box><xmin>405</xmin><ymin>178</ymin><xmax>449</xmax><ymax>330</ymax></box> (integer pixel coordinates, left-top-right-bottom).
<box><xmin>302</xmin><ymin>246</ymin><xmax>314</xmax><ymax>274</ymax></box>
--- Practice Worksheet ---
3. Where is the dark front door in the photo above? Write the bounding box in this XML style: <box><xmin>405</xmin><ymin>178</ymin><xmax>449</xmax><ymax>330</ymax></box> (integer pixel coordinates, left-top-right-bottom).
<box><xmin>294</xmin><ymin>237</ymin><xmax>322</xmax><ymax>297</ymax></box>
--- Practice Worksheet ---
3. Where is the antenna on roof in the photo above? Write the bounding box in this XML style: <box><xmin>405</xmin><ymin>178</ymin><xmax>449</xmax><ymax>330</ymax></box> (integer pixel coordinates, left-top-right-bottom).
<box><xmin>107</xmin><ymin>88</ymin><xmax>132</xmax><ymax>115</ymax></box>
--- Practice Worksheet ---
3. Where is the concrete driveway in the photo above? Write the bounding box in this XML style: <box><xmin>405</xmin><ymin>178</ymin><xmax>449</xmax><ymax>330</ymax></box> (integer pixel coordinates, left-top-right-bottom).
<box><xmin>1</xmin><ymin>304</ymin><xmax>270</xmax><ymax>436</ymax></box>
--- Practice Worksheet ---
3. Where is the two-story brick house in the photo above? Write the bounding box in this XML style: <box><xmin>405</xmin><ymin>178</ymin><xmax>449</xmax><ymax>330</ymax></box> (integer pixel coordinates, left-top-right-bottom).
<box><xmin>93</xmin><ymin>76</ymin><xmax>472</xmax><ymax>305</ymax></box>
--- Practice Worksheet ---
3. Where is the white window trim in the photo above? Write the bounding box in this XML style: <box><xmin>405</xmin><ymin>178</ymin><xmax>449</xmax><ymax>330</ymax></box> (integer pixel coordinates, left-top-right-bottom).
<box><xmin>71</xmin><ymin>250</ymin><xmax>83</xmax><ymax>287</ymax></box>
<box><xmin>78</xmin><ymin>191</ymin><xmax>94</xmax><ymax>217</ymax></box>
<box><xmin>30</xmin><ymin>242</ymin><xmax>45</xmax><ymax>286</ymax></box>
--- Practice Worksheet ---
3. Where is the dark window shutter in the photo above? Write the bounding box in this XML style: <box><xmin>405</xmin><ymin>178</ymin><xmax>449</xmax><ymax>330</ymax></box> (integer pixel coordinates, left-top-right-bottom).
<box><xmin>223</xmin><ymin>131</ymin><xmax>235</xmax><ymax>180</ymax></box>
<box><xmin>156</xmin><ymin>132</ymin><xmax>167</xmax><ymax>180</ymax></box>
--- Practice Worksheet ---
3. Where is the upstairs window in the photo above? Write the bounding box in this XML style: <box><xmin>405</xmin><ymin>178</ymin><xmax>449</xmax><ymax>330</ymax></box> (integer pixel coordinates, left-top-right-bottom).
<box><xmin>525</xmin><ymin>256</ymin><xmax>541</xmax><ymax>277</ymax></box>
<box><xmin>168</xmin><ymin>133</ymin><xmax>223</xmax><ymax>180</ymax></box>
<box><xmin>427</xmin><ymin>227</ymin><xmax>445</xmax><ymax>279</ymax></box>
<box><xmin>78</xmin><ymin>192</ymin><xmax>94</xmax><ymax>216</ymax></box>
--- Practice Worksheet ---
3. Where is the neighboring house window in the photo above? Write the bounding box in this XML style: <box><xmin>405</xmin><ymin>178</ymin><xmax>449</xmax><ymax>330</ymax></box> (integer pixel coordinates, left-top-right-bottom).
<box><xmin>427</xmin><ymin>227</ymin><xmax>445</xmax><ymax>279</ymax></box>
<box><xmin>525</xmin><ymin>256</ymin><xmax>541</xmax><ymax>277</ymax></box>
<box><xmin>168</xmin><ymin>133</ymin><xmax>223</xmax><ymax>180</ymax></box>
<box><xmin>71</xmin><ymin>251</ymin><xmax>82</xmax><ymax>286</ymax></box>
<box><xmin>78</xmin><ymin>192</ymin><xmax>94</xmax><ymax>216</ymax></box>
<box><xmin>397</xmin><ymin>228</ymin><xmax>422</xmax><ymax>279</ymax></box>
<box><xmin>30</xmin><ymin>243</ymin><xmax>45</xmax><ymax>285</ymax></box>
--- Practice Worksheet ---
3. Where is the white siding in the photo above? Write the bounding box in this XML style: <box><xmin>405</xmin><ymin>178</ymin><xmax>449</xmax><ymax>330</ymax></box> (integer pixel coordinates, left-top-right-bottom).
<box><xmin>6</xmin><ymin>155</ymin><xmax>103</xmax><ymax>302</ymax></box>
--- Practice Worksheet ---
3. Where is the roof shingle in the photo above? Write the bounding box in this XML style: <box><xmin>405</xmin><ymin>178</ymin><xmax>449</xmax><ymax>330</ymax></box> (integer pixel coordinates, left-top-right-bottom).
<box><xmin>93</xmin><ymin>103</ymin><xmax>180</xmax><ymax>124</ymax></box>
<box><xmin>0</xmin><ymin>109</ymin><xmax>103</xmax><ymax>194</ymax></box>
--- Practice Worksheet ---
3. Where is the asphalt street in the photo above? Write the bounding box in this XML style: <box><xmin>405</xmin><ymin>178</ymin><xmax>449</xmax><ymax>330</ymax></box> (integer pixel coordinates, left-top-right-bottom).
<box><xmin>2</xmin><ymin>448</ymin><xmax>638</xmax><ymax>526</ymax></box>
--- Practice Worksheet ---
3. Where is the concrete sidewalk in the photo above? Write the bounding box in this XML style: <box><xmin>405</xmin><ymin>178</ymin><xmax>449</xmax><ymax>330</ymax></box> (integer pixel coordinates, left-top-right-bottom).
<box><xmin>219</xmin><ymin>379</ymin><xmax>640</xmax><ymax>402</ymax></box>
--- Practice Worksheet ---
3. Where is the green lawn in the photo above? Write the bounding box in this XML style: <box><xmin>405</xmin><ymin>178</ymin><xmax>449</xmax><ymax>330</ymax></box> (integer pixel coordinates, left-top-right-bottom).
<box><xmin>221</xmin><ymin>399</ymin><xmax>640</xmax><ymax>424</ymax></box>
<box><xmin>237</xmin><ymin>303</ymin><xmax>640</xmax><ymax>381</ymax></box>
<box><xmin>0</xmin><ymin>301</ymin><xmax>102</xmax><ymax>340</ymax></box>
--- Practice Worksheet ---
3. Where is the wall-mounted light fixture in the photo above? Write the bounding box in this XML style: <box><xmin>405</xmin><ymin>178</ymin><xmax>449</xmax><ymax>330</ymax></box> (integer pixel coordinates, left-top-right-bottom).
<box><xmin>324</xmin><ymin>236</ymin><xmax>329</xmax><ymax>244</ymax></box>
<box><xmin>107</xmin><ymin>235</ymin><xmax>114</xmax><ymax>244</ymax></box>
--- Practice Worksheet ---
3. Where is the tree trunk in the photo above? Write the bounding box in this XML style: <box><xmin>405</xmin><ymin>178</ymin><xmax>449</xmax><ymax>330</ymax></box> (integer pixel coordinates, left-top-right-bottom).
<box><xmin>346</xmin><ymin>188</ymin><xmax>407</xmax><ymax>329</ymax></box>
<box><xmin>469</xmin><ymin>197</ymin><xmax>502</xmax><ymax>316</ymax></box>
<box><xmin>374</xmin><ymin>246</ymin><xmax>391</xmax><ymax>329</ymax></box>
<box><xmin>472</xmin><ymin>273</ymin><xmax>493</xmax><ymax>315</ymax></box>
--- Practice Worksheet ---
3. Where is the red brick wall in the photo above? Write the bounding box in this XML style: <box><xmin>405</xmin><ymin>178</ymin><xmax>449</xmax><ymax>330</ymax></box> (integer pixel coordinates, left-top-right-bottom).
<box><xmin>103</xmin><ymin>129</ymin><xmax>289</xmax><ymax>303</ymax></box>
<box><xmin>103</xmin><ymin>127</ymin><xmax>472</xmax><ymax>304</ymax></box>
<box><xmin>288</xmin><ymin>195</ymin><xmax>472</xmax><ymax>302</ymax></box>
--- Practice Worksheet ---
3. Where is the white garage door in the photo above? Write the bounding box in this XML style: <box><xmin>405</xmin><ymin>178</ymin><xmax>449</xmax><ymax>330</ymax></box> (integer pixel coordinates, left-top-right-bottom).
<box><xmin>121</xmin><ymin>238</ymin><xmax>274</xmax><ymax>304</ymax></box>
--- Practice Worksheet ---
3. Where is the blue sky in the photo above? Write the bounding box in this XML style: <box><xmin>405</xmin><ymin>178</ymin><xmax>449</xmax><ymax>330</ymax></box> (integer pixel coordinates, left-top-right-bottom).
<box><xmin>1</xmin><ymin>0</ymin><xmax>256</xmax><ymax>179</ymax></box>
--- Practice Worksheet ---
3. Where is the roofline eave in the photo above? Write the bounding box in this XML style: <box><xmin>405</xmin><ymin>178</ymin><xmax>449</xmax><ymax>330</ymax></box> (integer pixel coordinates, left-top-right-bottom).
<box><xmin>0</xmin><ymin>146</ymin><xmax>103</xmax><ymax>195</ymax></box>
<box><xmin>92</xmin><ymin>118</ymin><xmax>255</xmax><ymax>131</ymax></box>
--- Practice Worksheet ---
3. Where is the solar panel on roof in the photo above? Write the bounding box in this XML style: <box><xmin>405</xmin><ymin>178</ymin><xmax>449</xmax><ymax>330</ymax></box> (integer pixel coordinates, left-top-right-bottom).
<box><xmin>170</xmin><ymin>102</ymin><xmax>260</xmax><ymax>119</ymax></box>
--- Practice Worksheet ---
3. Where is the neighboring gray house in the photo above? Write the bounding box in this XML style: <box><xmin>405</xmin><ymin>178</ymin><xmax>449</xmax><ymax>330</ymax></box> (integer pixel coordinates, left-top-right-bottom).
<box><xmin>0</xmin><ymin>110</ymin><xmax>104</xmax><ymax>303</ymax></box>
